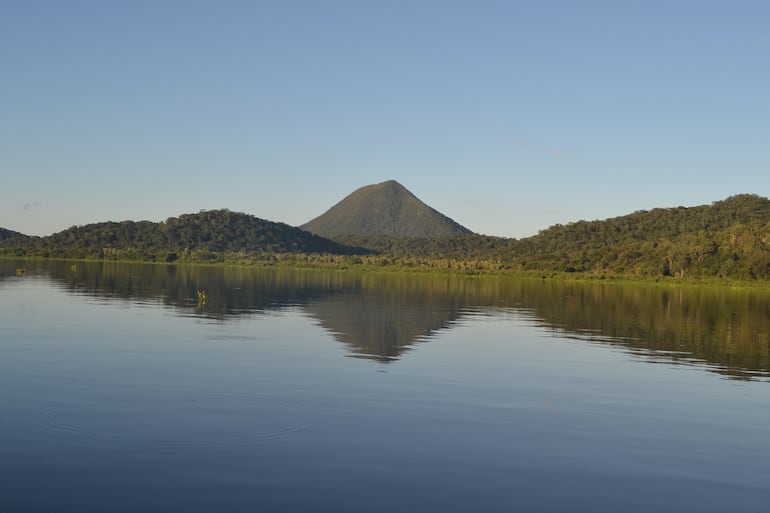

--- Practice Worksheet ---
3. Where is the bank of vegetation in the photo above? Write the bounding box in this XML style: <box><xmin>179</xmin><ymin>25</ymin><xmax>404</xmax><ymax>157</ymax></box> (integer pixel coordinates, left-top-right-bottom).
<box><xmin>315</xmin><ymin>194</ymin><xmax>770</xmax><ymax>281</ymax></box>
<box><xmin>2</xmin><ymin>194</ymin><xmax>770</xmax><ymax>282</ymax></box>
<box><xmin>0</xmin><ymin>210</ymin><xmax>370</xmax><ymax>262</ymax></box>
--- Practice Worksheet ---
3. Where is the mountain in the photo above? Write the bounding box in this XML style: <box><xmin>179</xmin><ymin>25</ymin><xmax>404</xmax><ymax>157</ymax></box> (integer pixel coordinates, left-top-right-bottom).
<box><xmin>0</xmin><ymin>209</ymin><xmax>369</xmax><ymax>261</ymax></box>
<box><xmin>3</xmin><ymin>193</ymin><xmax>770</xmax><ymax>281</ymax></box>
<box><xmin>301</xmin><ymin>180</ymin><xmax>473</xmax><ymax>238</ymax></box>
<box><xmin>322</xmin><ymin>193</ymin><xmax>770</xmax><ymax>281</ymax></box>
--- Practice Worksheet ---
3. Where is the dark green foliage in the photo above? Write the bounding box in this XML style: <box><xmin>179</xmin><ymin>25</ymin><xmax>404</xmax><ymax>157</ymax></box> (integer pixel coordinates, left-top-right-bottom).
<box><xmin>333</xmin><ymin>234</ymin><xmax>519</xmax><ymax>260</ymax></box>
<box><xmin>3</xmin><ymin>194</ymin><xmax>770</xmax><ymax>281</ymax></box>
<box><xmin>301</xmin><ymin>180</ymin><xmax>473</xmax><ymax>238</ymax></box>
<box><xmin>0</xmin><ymin>210</ymin><xmax>370</xmax><ymax>262</ymax></box>
<box><xmin>520</xmin><ymin>194</ymin><xmax>770</xmax><ymax>254</ymax></box>
<box><xmin>0</xmin><ymin>227</ymin><xmax>29</xmax><ymax>242</ymax></box>
<box><xmin>0</xmin><ymin>227</ymin><xmax>33</xmax><ymax>256</ymax></box>
<box><xmin>328</xmin><ymin>194</ymin><xmax>770</xmax><ymax>280</ymax></box>
<box><xmin>505</xmin><ymin>194</ymin><xmax>770</xmax><ymax>279</ymax></box>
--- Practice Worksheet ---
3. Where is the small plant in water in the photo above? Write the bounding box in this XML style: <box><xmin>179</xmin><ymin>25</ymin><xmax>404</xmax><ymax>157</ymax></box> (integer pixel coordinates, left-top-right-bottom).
<box><xmin>196</xmin><ymin>289</ymin><xmax>208</xmax><ymax>309</ymax></box>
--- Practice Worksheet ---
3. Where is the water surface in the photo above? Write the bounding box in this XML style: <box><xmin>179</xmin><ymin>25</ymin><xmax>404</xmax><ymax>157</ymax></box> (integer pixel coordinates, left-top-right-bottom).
<box><xmin>2</xmin><ymin>260</ymin><xmax>770</xmax><ymax>512</ymax></box>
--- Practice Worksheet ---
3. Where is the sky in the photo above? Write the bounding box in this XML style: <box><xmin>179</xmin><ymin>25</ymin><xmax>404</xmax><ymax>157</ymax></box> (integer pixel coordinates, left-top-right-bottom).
<box><xmin>2</xmin><ymin>1</ymin><xmax>768</xmax><ymax>238</ymax></box>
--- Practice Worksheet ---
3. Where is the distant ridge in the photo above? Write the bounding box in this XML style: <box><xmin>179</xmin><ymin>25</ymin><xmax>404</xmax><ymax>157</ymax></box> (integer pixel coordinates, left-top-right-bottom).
<box><xmin>301</xmin><ymin>180</ymin><xmax>473</xmax><ymax>238</ymax></box>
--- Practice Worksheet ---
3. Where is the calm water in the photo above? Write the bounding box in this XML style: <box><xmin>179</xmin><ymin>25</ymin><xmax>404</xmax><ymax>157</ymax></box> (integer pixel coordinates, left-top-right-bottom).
<box><xmin>2</xmin><ymin>260</ymin><xmax>770</xmax><ymax>512</ymax></box>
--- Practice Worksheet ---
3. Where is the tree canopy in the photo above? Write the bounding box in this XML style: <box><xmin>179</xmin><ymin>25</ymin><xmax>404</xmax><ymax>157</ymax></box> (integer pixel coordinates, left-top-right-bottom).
<box><xmin>0</xmin><ymin>209</ymin><xmax>370</xmax><ymax>262</ymax></box>
<box><xmin>2</xmin><ymin>195</ymin><xmax>770</xmax><ymax>281</ymax></box>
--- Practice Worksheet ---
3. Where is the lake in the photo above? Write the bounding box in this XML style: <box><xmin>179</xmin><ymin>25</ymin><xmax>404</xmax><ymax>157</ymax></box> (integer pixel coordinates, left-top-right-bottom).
<box><xmin>2</xmin><ymin>260</ymin><xmax>770</xmax><ymax>512</ymax></box>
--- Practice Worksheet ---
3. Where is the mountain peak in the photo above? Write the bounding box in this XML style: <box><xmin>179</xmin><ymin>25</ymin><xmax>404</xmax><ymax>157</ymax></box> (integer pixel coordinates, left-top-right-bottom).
<box><xmin>301</xmin><ymin>181</ymin><xmax>473</xmax><ymax>238</ymax></box>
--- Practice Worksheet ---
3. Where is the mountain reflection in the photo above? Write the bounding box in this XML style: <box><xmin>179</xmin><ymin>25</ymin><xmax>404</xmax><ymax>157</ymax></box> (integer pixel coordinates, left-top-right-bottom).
<box><xmin>302</xmin><ymin>273</ymin><xmax>470</xmax><ymax>361</ymax></box>
<box><xmin>3</xmin><ymin>259</ymin><xmax>770</xmax><ymax>379</ymax></box>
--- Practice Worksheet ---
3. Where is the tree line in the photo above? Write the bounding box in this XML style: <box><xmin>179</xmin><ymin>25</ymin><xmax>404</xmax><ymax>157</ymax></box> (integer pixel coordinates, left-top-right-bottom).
<box><xmin>2</xmin><ymin>195</ymin><xmax>769</xmax><ymax>281</ymax></box>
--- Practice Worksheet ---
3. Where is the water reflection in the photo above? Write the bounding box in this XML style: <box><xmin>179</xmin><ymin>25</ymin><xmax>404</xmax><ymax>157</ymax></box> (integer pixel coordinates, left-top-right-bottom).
<box><xmin>3</xmin><ymin>259</ymin><xmax>770</xmax><ymax>379</ymax></box>
<box><xmin>520</xmin><ymin>280</ymin><xmax>770</xmax><ymax>380</ymax></box>
<box><xmin>303</xmin><ymin>274</ymin><xmax>469</xmax><ymax>361</ymax></box>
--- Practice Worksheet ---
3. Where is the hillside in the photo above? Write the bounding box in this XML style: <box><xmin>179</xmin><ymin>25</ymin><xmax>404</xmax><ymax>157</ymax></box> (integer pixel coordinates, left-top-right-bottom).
<box><xmin>501</xmin><ymin>194</ymin><xmax>770</xmax><ymax>279</ymax></box>
<box><xmin>330</xmin><ymin>194</ymin><xmax>770</xmax><ymax>280</ymax></box>
<box><xmin>0</xmin><ymin>209</ymin><xmax>369</xmax><ymax>261</ymax></box>
<box><xmin>520</xmin><ymin>194</ymin><xmax>770</xmax><ymax>253</ymax></box>
<box><xmin>0</xmin><ymin>227</ymin><xmax>28</xmax><ymax>242</ymax></box>
<box><xmin>3</xmin><ymin>194</ymin><xmax>770</xmax><ymax>282</ymax></box>
<box><xmin>301</xmin><ymin>180</ymin><xmax>473</xmax><ymax>238</ymax></box>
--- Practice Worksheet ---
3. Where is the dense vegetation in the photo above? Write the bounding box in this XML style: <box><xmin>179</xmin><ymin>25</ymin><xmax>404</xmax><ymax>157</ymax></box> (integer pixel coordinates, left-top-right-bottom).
<box><xmin>511</xmin><ymin>194</ymin><xmax>770</xmax><ymax>280</ymax></box>
<box><xmin>328</xmin><ymin>194</ymin><xmax>770</xmax><ymax>280</ymax></box>
<box><xmin>0</xmin><ymin>209</ymin><xmax>369</xmax><ymax>262</ymax></box>
<box><xmin>2</xmin><ymin>194</ymin><xmax>770</xmax><ymax>282</ymax></box>
<box><xmin>300</xmin><ymin>180</ymin><xmax>472</xmax><ymax>237</ymax></box>
<box><xmin>0</xmin><ymin>227</ymin><xmax>28</xmax><ymax>242</ymax></box>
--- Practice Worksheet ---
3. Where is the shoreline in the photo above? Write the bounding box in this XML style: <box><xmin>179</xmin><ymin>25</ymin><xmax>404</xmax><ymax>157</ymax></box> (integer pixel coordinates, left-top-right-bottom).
<box><xmin>3</xmin><ymin>254</ymin><xmax>769</xmax><ymax>290</ymax></box>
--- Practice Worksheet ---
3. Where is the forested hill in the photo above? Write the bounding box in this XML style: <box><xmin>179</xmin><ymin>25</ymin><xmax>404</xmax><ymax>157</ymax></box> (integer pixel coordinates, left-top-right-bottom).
<box><xmin>3</xmin><ymin>195</ymin><xmax>770</xmax><ymax>281</ymax></box>
<box><xmin>503</xmin><ymin>193</ymin><xmax>770</xmax><ymax>279</ymax></box>
<box><xmin>521</xmin><ymin>194</ymin><xmax>770</xmax><ymax>253</ymax></box>
<box><xmin>0</xmin><ymin>209</ymin><xmax>369</xmax><ymax>261</ymax></box>
<box><xmin>0</xmin><ymin>227</ymin><xmax>28</xmax><ymax>242</ymax></box>
<box><xmin>331</xmin><ymin>194</ymin><xmax>770</xmax><ymax>280</ymax></box>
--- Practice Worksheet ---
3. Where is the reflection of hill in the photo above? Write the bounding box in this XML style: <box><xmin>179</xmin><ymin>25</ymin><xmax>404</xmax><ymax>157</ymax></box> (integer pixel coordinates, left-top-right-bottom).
<box><xmin>503</xmin><ymin>280</ymin><xmax>770</xmax><ymax>381</ymax></box>
<box><xmin>0</xmin><ymin>260</ymin><xmax>487</xmax><ymax>361</ymax></box>
<box><xmin>0</xmin><ymin>259</ymin><xmax>336</xmax><ymax>317</ymax></box>
<box><xmin>303</xmin><ymin>278</ymin><xmax>467</xmax><ymax>361</ymax></box>
<box><xmin>3</xmin><ymin>259</ymin><xmax>770</xmax><ymax>379</ymax></box>
<box><xmin>306</xmin><ymin>295</ymin><xmax>458</xmax><ymax>361</ymax></box>
<box><xmin>296</xmin><ymin>273</ymin><xmax>495</xmax><ymax>361</ymax></box>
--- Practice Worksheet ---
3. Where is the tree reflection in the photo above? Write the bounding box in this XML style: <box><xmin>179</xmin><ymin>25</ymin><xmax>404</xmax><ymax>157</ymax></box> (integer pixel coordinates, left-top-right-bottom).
<box><xmin>3</xmin><ymin>259</ymin><xmax>769</xmax><ymax>379</ymax></box>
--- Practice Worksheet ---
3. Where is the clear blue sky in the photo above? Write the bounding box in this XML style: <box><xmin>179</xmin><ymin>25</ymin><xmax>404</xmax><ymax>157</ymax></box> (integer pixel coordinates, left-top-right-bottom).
<box><xmin>2</xmin><ymin>1</ymin><xmax>768</xmax><ymax>238</ymax></box>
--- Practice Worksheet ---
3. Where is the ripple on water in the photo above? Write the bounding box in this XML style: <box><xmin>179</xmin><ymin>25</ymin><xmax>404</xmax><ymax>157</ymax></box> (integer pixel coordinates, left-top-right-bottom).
<box><xmin>30</xmin><ymin>394</ymin><xmax>310</xmax><ymax>453</ymax></box>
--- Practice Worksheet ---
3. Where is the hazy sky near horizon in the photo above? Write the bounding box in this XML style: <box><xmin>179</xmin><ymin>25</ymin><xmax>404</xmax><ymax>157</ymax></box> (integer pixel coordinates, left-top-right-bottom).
<box><xmin>2</xmin><ymin>1</ymin><xmax>768</xmax><ymax>238</ymax></box>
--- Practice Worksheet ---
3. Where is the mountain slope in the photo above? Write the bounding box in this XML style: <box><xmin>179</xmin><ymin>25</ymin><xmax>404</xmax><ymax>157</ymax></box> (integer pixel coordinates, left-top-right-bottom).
<box><xmin>0</xmin><ymin>227</ymin><xmax>28</xmax><ymax>242</ymax></box>
<box><xmin>519</xmin><ymin>194</ymin><xmax>770</xmax><ymax>254</ymax></box>
<box><xmin>1</xmin><ymin>209</ymin><xmax>369</xmax><ymax>260</ymax></box>
<box><xmin>301</xmin><ymin>180</ymin><xmax>473</xmax><ymax>238</ymax></box>
<box><xmin>508</xmin><ymin>194</ymin><xmax>770</xmax><ymax>279</ymax></box>
<box><xmin>328</xmin><ymin>194</ymin><xmax>770</xmax><ymax>280</ymax></box>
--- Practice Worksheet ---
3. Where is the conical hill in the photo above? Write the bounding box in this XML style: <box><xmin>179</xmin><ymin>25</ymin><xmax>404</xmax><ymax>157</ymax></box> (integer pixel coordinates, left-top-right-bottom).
<box><xmin>301</xmin><ymin>180</ymin><xmax>473</xmax><ymax>238</ymax></box>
